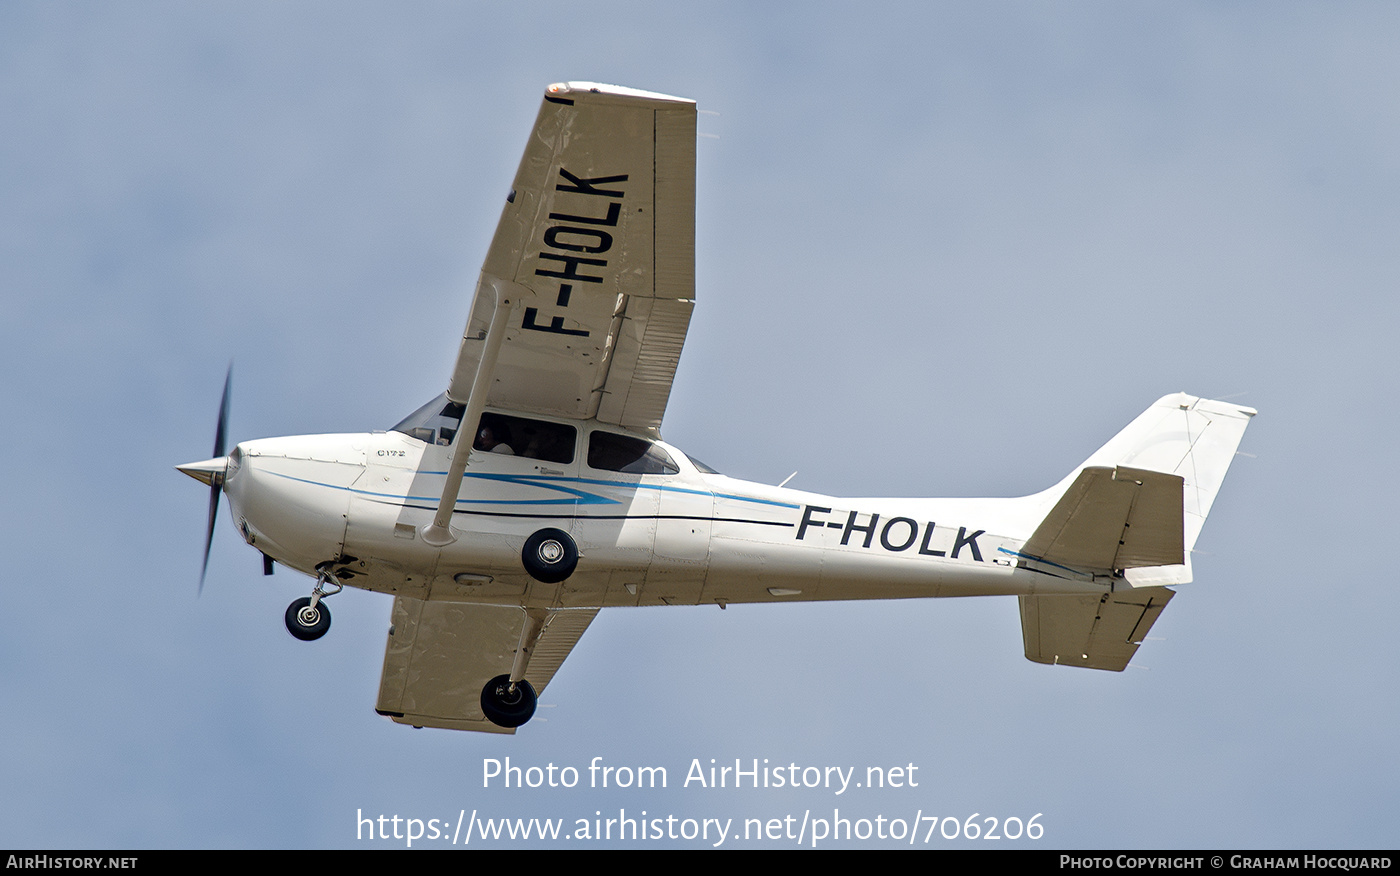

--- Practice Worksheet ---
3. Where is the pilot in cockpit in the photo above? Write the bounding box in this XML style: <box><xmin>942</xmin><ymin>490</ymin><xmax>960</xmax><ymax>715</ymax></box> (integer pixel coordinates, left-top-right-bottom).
<box><xmin>474</xmin><ymin>420</ymin><xmax>515</xmax><ymax>455</ymax></box>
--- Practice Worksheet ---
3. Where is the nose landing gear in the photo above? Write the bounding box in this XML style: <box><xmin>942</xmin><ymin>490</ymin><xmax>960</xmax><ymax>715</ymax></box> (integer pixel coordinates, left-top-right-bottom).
<box><xmin>285</xmin><ymin>597</ymin><xmax>330</xmax><ymax>641</ymax></box>
<box><xmin>284</xmin><ymin>564</ymin><xmax>343</xmax><ymax>641</ymax></box>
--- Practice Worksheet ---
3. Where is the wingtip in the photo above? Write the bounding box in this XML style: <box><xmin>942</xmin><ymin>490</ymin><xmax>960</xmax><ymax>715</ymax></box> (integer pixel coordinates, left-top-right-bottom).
<box><xmin>546</xmin><ymin>81</ymin><xmax>694</xmax><ymax>105</ymax></box>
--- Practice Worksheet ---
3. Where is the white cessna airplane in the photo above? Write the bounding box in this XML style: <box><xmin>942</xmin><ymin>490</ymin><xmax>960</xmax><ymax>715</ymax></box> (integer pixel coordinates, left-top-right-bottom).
<box><xmin>179</xmin><ymin>82</ymin><xmax>1255</xmax><ymax>733</ymax></box>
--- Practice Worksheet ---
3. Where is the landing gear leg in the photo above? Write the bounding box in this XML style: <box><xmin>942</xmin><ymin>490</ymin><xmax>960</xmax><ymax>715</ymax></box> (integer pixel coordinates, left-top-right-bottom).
<box><xmin>479</xmin><ymin>608</ymin><xmax>549</xmax><ymax>728</ymax></box>
<box><xmin>284</xmin><ymin>564</ymin><xmax>342</xmax><ymax>641</ymax></box>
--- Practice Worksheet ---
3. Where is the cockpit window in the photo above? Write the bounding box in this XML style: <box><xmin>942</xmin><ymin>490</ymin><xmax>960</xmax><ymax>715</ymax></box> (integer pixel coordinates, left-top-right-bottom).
<box><xmin>587</xmin><ymin>431</ymin><xmax>680</xmax><ymax>475</ymax></box>
<box><xmin>393</xmin><ymin>395</ymin><xmax>576</xmax><ymax>463</ymax></box>
<box><xmin>473</xmin><ymin>412</ymin><xmax>575</xmax><ymax>464</ymax></box>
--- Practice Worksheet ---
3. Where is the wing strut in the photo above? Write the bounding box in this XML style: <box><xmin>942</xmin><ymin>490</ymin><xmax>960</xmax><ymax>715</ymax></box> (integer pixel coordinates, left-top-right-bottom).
<box><xmin>421</xmin><ymin>284</ymin><xmax>515</xmax><ymax>546</ymax></box>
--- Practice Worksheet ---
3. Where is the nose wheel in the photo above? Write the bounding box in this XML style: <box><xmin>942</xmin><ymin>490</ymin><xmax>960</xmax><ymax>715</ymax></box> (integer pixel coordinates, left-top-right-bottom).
<box><xmin>284</xmin><ymin>564</ymin><xmax>342</xmax><ymax>641</ymax></box>
<box><xmin>285</xmin><ymin>597</ymin><xmax>331</xmax><ymax>641</ymax></box>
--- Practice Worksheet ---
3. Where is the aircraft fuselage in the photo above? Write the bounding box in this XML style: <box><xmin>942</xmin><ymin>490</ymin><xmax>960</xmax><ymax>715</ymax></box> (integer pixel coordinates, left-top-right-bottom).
<box><xmin>222</xmin><ymin>418</ymin><xmax>1116</xmax><ymax>612</ymax></box>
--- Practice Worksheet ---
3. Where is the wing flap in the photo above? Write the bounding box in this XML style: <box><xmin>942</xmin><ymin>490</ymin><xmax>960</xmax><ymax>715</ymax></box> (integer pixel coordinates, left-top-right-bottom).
<box><xmin>595</xmin><ymin>296</ymin><xmax>694</xmax><ymax>431</ymax></box>
<box><xmin>1019</xmin><ymin>586</ymin><xmax>1175</xmax><ymax>671</ymax></box>
<box><xmin>1021</xmin><ymin>465</ymin><xmax>1184</xmax><ymax>571</ymax></box>
<box><xmin>375</xmin><ymin>597</ymin><xmax>598</xmax><ymax>733</ymax></box>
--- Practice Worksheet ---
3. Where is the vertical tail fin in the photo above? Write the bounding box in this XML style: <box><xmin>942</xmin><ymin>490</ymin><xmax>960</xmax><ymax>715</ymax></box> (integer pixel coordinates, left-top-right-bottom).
<box><xmin>1043</xmin><ymin>392</ymin><xmax>1256</xmax><ymax>560</ymax></box>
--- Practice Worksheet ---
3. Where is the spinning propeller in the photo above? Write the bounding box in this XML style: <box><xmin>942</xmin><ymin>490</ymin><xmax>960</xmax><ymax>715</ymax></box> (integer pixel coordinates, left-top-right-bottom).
<box><xmin>176</xmin><ymin>366</ymin><xmax>233</xmax><ymax>594</ymax></box>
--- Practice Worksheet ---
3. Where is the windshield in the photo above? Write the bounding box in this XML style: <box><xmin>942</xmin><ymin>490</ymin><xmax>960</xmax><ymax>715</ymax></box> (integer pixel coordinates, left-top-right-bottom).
<box><xmin>391</xmin><ymin>393</ymin><xmax>464</xmax><ymax>446</ymax></box>
<box><xmin>686</xmin><ymin>454</ymin><xmax>721</xmax><ymax>474</ymax></box>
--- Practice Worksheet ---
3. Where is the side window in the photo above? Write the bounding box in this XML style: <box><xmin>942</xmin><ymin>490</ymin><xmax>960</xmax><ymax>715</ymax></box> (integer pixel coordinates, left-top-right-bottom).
<box><xmin>587</xmin><ymin>432</ymin><xmax>680</xmax><ymax>475</ymax></box>
<box><xmin>474</xmin><ymin>412</ymin><xmax>576</xmax><ymax>464</ymax></box>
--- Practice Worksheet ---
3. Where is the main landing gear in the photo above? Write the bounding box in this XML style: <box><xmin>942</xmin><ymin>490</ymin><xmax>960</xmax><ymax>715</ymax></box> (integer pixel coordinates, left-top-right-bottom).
<box><xmin>480</xmin><ymin>674</ymin><xmax>537</xmax><ymax>728</ymax></box>
<box><xmin>284</xmin><ymin>564</ymin><xmax>342</xmax><ymax>641</ymax></box>
<box><xmin>480</xmin><ymin>532</ymin><xmax>576</xmax><ymax>728</ymax></box>
<box><xmin>521</xmin><ymin>528</ymin><xmax>578</xmax><ymax>584</ymax></box>
<box><xmin>478</xmin><ymin>605</ymin><xmax>553</xmax><ymax>729</ymax></box>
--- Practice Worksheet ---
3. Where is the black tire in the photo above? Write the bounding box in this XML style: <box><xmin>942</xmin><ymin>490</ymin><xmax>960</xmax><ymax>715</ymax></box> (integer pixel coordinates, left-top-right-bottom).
<box><xmin>285</xmin><ymin>596</ymin><xmax>331</xmax><ymax>641</ymax></box>
<box><xmin>480</xmin><ymin>674</ymin><xmax>537</xmax><ymax>728</ymax></box>
<box><xmin>521</xmin><ymin>528</ymin><xmax>578</xmax><ymax>583</ymax></box>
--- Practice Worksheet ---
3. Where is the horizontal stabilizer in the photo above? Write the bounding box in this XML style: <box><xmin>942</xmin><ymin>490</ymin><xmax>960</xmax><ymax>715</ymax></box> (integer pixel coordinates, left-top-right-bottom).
<box><xmin>1020</xmin><ymin>586</ymin><xmax>1175</xmax><ymax>671</ymax></box>
<box><xmin>1021</xmin><ymin>466</ymin><xmax>1184</xmax><ymax>572</ymax></box>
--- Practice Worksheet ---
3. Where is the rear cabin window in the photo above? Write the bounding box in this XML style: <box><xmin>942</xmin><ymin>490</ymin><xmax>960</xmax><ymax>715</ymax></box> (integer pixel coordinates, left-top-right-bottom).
<box><xmin>587</xmin><ymin>432</ymin><xmax>679</xmax><ymax>475</ymax></box>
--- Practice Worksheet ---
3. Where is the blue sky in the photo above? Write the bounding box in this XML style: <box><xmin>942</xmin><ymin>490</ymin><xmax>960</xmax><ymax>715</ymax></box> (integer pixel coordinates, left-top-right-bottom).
<box><xmin>2</xmin><ymin>2</ymin><xmax>1396</xmax><ymax>848</ymax></box>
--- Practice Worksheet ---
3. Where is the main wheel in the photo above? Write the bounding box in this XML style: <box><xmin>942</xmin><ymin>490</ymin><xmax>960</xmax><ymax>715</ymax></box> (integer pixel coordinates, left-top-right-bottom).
<box><xmin>480</xmin><ymin>674</ymin><xmax>537</xmax><ymax>728</ymax></box>
<box><xmin>284</xmin><ymin>596</ymin><xmax>331</xmax><ymax>641</ymax></box>
<box><xmin>521</xmin><ymin>528</ymin><xmax>578</xmax><ymax>583</ymax></box>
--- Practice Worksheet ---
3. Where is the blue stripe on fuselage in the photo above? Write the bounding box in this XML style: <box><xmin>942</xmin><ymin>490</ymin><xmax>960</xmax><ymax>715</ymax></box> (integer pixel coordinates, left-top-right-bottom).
<box><xmin>264</xmin><ymin>470</ymin><xmax>800</xmax><ymax>510</ymax></box>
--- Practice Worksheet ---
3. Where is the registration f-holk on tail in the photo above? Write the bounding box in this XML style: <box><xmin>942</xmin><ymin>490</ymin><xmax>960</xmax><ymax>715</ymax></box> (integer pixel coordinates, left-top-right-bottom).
<box><xmin>178</xmin><ymin>82</ymin><xmax>1255</xmax><ymax>733</ymax></box>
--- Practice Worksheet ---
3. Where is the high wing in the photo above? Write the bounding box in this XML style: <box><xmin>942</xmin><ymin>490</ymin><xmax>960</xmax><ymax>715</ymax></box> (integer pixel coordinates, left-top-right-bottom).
<box><xmin>449</xmin><ymin>81</ymin><xmax>697</xmax><ymax>436</ymax></box>
<box><xmin>376</xmin><ymin>599</ymin><xmax>598</xmax><ymax>733</ymax></box>
<box><xmin>373</xmin><ymin>83</ymin><xmax>696</xmax><ymax>731</ymax></box>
